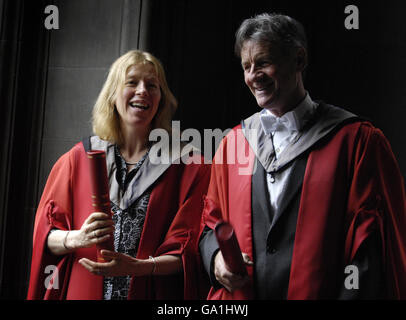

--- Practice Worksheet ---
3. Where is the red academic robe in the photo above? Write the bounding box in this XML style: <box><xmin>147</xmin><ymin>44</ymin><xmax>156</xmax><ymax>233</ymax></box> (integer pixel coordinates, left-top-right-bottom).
<box><xmin>27</xmin><ymin>141</ymin><xmax>210</xmax><ymax>300</ymax></box>
<box><xmin>201</xmin><ymin>121</ymin><xmax>406</xmax><ymax>299</ymax></box>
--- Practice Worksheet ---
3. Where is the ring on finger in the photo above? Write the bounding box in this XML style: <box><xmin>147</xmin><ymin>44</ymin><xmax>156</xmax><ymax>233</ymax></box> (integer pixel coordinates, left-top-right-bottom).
<box><xmin>93</xmin><ymin>230</ymin><xmax>97</xmax><ymax>238</ymax></box>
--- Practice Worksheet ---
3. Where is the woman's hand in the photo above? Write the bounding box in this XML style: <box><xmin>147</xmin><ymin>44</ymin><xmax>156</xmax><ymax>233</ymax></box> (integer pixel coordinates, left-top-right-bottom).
<box><xmin>47</xmin><ymin>212</ymin><xmax>114</xmax><ymax>256</ymax></box>
<box><xmin>79</xmin><ymin>252</ymin><xmax>183</xmax><ymax>277</ymax></box>
<box><xmin>68</xmin><ymin>212</ymin><xmax>114</xmax><ymax>249</ymax></box>
<box><xmin>79</xmin><ymin>250</ymin><xmax>151</xmax><ymax>277</ymax></box>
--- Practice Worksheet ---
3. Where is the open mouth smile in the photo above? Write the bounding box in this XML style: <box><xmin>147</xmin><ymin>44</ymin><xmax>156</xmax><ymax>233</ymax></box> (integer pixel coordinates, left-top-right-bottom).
<box><xmin>129</xmin><ymin>102</ymin><xmax>150</xmax><ymax>110</ymax></box>
<box><xmin>253</xmin><ymin>81</ymin><xmax>274</xmax><ymax>93</ymax></box>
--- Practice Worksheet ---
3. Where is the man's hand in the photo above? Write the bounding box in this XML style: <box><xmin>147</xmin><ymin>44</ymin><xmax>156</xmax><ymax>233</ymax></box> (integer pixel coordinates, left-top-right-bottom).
<box><xmin>213</xmin><ymin>250</ymin><xmax>253</xmax><ymax>292</ymax></box>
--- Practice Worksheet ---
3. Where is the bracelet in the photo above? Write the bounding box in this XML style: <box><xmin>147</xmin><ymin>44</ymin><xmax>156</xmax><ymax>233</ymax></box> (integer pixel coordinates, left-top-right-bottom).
<box><xmin>63</xmin><ymin>231</ymin><xmax>71</xmax><ymax>251</ymax></box>
<box><xmin>149</xmin><ymin>256</ymin><xmax>156</xmax><ymax>275</ymax></box>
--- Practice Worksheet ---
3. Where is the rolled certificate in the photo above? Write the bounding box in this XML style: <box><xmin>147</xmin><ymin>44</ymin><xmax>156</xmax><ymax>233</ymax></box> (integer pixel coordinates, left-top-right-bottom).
<box><xmin>214</xmin><ymin>221</ymin><xmax>246</xmax><ymax>275</ymax></box>
<box><xmin>87</xmin><ymin>150</ymin><xmax>114</xmax><ymax>262</ymax></box>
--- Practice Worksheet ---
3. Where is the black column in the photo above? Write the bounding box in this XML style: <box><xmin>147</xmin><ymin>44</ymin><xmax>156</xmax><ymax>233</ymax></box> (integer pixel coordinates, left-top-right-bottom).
<box><xmin>0</xmin><ymin>0</ymin><xmax>50</xmax><ymax>299</ymax></box>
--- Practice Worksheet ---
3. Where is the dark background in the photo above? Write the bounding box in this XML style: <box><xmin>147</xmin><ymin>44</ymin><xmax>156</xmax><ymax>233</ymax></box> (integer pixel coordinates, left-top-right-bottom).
<box><xmin>1</xmin><ymin>0</ymin><xmax>405</xmax><ymax>299</ymax></box>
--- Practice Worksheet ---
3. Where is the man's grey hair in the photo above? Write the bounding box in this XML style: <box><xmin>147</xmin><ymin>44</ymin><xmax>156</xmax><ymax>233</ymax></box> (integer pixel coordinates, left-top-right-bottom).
<box><xmin>234</xmin><ymin>13</ymin><xmax>308</xmax><ymax>58</ymax></box>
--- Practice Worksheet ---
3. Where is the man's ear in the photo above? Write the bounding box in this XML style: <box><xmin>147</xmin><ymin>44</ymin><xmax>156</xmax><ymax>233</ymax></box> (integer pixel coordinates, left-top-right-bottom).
<box><xmin>296</xmin><ymin>47</ymin><xmax>307</xmax><ymax>72</ymax></box>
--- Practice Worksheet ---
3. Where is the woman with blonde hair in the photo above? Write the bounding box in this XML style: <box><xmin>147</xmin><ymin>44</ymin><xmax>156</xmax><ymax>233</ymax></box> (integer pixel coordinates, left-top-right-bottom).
<box><xmin>27</xmin><ymin>50</ymin><xmax>210</xmax><ymax>300</ymax></box>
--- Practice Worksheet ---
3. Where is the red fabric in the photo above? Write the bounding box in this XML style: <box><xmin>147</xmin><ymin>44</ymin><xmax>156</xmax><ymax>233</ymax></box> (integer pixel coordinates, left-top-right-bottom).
<box><xmin>201</xmin><ymin>128</ymin><xmax>256</xmax><ymax>300</ymax></box>
<box><xmin>27</xmin><ymin>142</ymin><xmax>210</xmax><ymax>300</ymax></box>
<box><xmin>201</xmin><ymin>121</ymin><xmax>406</xmax><ymax>299</ymax></box>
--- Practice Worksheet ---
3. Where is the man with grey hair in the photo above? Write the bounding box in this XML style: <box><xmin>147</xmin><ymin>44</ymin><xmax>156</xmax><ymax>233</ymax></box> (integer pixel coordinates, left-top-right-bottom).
<box><xmin>199</xmin><ymin>13</ymin><xmax>406</xmax><ymax>299</ymax></box>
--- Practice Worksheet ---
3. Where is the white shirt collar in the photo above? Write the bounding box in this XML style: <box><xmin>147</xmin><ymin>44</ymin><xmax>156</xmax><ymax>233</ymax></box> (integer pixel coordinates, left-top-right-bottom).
<box><xmin>259</xmin><ymin>93</ymin><xmax>317</xmax><ymax>135</ymax></box>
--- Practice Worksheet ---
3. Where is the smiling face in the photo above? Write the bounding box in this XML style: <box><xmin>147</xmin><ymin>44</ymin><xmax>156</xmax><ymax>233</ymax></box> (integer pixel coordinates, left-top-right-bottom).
<box><xmin>240</xmin><ymin>40</ymin><xmax>305</xmax><ymax>116</ymax></box>
<box><xmin>115</xmin><ymin>63</ymin><xmax>161</xmax><ymax>131</ymax></box>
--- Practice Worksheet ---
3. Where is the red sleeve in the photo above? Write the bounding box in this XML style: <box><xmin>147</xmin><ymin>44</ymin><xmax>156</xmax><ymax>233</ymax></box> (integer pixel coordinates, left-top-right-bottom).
<box><xmin>198</xmin><ymin>126</ymin><xmax>256</xmax><ymax>300</ymax></box>
<box><xmin>200</xmin><ymin>135</ymin><xmax>232</xmax><ymax>231</ymax></box>
<box><xmin>27</xmin><ymin>149</ymin><xmax>75</xmax><ymax>300</ymax></box>
<box><xmin>345</xmin><ymin>124</ymin><xmax>406</xmax><ymax>298</ymax></box>
<box><xmin>154</xmin><ymin>156</ymin><xmax>211</xmax><ymax>299</ymax></box>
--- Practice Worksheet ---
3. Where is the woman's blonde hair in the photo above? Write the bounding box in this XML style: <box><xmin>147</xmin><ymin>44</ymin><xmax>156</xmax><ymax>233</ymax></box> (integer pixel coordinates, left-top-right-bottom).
<box><xmin>92</xmin><ymin>50</ymin><xmax>177</xmax><ymax>145</ymax></box>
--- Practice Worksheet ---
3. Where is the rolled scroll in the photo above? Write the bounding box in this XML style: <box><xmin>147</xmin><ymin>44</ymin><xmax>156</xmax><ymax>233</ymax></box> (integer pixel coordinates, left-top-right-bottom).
<box><xmin>214</xmin><ymin>221</ymin><xmax>246</xmax><ymax>275</ymax></box>
<box><xmin>87</xmin><ymin>150</ymin><xmax>114</xmax><ymax>262</ymax></box>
